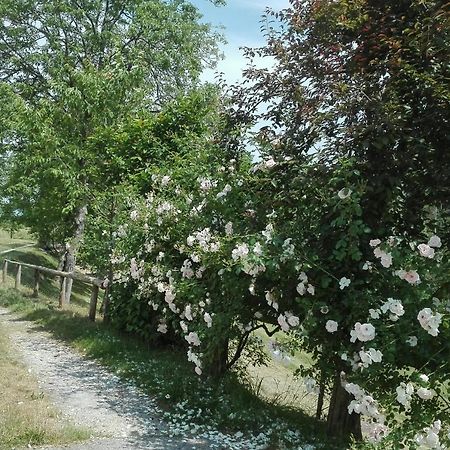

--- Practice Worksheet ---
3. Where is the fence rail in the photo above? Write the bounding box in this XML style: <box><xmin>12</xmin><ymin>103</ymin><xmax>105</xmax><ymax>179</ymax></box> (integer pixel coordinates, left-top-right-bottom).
<box><xmin>1</xmin><ymin>258</ymin><xmax>106</xmax><ymax>322</ymax></box>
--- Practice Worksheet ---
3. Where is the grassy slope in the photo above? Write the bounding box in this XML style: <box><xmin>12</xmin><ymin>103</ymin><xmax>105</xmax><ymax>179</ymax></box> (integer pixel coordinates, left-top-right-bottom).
<box><xmin>0</xmin><ymin>238</ymin><xmax>343</xmax><ymax>449</ymax></box>
<box><xmin>0</xmin><ymin>229</ymin><xmax>34</xmax><ymax>253</ymax></box>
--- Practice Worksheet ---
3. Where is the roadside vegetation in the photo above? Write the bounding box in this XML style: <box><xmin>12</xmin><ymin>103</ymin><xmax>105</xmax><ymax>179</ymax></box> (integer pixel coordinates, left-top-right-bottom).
<box><xmin>0</xmin><ymin>241</ymin><xmax>335</xmax><ymax>450</ymax></box>
<box><xmin>0</xmin><ymin>0</ymin><xmax>448</xmax><ymax>448</ymax></box>
<box><xmin>0</xmin><ymin>229</ymin><xmax>33</xmax><ymax>253</ymax></box>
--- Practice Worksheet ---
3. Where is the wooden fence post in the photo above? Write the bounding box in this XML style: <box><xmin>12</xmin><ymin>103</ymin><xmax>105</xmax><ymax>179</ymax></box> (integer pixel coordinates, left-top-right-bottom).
<box><xmin>15</xmin><ymin>264</ymin><xmax>22</xmax><ymax>290</ymax></box>
<box><xmin>59</xmin><ymin>277</ymin><xmax>67</xmax><ymax>308</ymax></box>
<box><xmin>2</xmin><ymin>258</ymin><xmax>105</xmax><ymax>313</ymax></box>
<box><xmin>102</xmin><ymin>283</ymin><xmax>111</xmax><ymax>323</ymax></box>
<box><xmin>102</xmin><ymin>271</ymin><xmax>113</xmax><ymax>323</ymax></box>
<box><xmin>88</xmin><ymin>284</ymin><xmax>99</xmax><ymax>321</ymax></box>
<box><xmin>33</xmin><ymin>269</ymin><xmax>40</xmax><ymax>298</ymax></box>
<box><xmin>2</xmin><ymin>260</ymin><xmax>7</xmax><ymax>283</ymax></box>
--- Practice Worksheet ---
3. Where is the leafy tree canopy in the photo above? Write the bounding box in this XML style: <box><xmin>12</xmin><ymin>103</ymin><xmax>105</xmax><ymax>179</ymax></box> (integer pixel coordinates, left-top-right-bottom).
<box><xmin>231</xmin><ymin>0</ymin><xmax>449</xmax><ymax>236</ymax></box>
<box><xmin>0</xmin><ymin>0</ymin><xmax>224</xmax><ymax>248</ymax></box>
<box><xmin>0</xmin><ymin>0</ymin><xmax>222</xmax><ymax>103</ymax></box>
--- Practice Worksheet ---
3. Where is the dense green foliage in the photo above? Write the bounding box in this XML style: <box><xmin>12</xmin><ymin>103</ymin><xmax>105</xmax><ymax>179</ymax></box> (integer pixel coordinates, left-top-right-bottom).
<box><xmin>225</xmin><ymin>0</ymin><xmax>450</xmax><ymax>442</ymax></box>
<box><xmin>78</xmin><ymin>88</ymin><xmax>223</xmax><ymax>274</ymax></box>
<box><xmin>0</xmin><ymin>0</ymin><xmax>220</xmax><ymax>103</ymax></box>
<box><xmin>0</xmin><ymin>0</ymin><xmax>222</xmax><ymax>248</ymax></box>
<box><xmin>0</xmin><ymin>241</ymin><xmax>330</xmax><ymax>450</ymax></box>
<box><xmin>233</xmin><ymin>0</ymin><xmax>449</xmax><ymax>227</ymax></box>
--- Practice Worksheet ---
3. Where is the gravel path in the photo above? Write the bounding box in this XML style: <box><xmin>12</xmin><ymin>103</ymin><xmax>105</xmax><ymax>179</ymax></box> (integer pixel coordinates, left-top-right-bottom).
<box><xmin>0</xmin><ymin>307</ymin><xmax>215</xmax><ymax>450</ymax></box>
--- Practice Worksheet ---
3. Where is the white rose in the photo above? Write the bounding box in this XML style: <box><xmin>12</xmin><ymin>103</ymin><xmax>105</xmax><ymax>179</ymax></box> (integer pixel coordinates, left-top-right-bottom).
<box><xmin>428</xmin><ymin>235</ymin><xmax>442</xmax><ymax>248</ymax></box>
<box><xmin>403</xmin><ymin>270</ymin><xmax>421</xmax><ymax>285</ymax></box>
<box><xmin>417</xmin><ymin>387</ymin><xmax>435</xmax><ymax>400</ymax></box>
<box><xmin>368</xmin><ymin>348</ymin><xmax>383</xmax><ymax>363</ymax></box>
<box><xmin>296</xmin><ymin>282</ymin><xmax>306</xmax><ymax>295</ymax></box>
<box><xmin>417</xmin><ymin>243</ymin><xmax>435</xmax><ymax>258</ymax></box>
<box><xmin>161</xmin><ymin>175</ymin><xmax>171</xmax><ymax>186</ymax></box>
<box><xmin>277</xmin><ymin>314</ymin><xmax>290</xmax><ymax>332</ymax></box>
<box><xmin>185</xmin><ymin>332</ymin><xmax>201</xmax><ymax>346</ymax></box>
<box><xmin>325</xmin><ymin>320</ymin><xmax>338</xmax><ymax>333</ymax></box>
<box><xmin>264</xmin><ymin>157</ymin><xmax>277</xmax><ymax>169</ymax></box>
<box><xmin>203</xmin><ymin>312</ymin><xmax>213</xmax><ymax>328</ymax></box>
<box><xmin>339</xmin><ymin>277</ymin><xmax>351</xmax><ymax>290</ymax></box>
<box><xmin>350</xmin><ymin>322</ymin><xmax>376</xmax><ymax>343</ymax></box>
<box><xmin>337</xmin><ymin>188</ymin><xmax>352</xmax><ymax>199</ymax></box>
<box><xmin>286</xmin><ymin>313</ymin><xmax>300</xmax><ymax>327</ymax></box>
<box><xmin>380</xmin><ymin>252</ymin><xmax>393</xmax><ymax>268</ymax></box>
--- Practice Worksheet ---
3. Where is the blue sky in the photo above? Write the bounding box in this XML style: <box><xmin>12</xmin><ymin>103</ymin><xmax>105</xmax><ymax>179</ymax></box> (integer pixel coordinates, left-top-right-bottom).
<box><xmin>190</xmin><ymin>0</ymin><xmax>290</xmax><ymax>84</ymax></box>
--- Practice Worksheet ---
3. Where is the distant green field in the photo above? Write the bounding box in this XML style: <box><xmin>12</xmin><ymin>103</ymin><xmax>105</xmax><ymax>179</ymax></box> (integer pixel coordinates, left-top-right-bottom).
<box><xmin>0</xmin><ymin>228</ymin><xmax>35</xmax><ymax>252</ymax></box>
<box><xmin>0</xmin><ymin>228</ymin><xmax>34</xmax><ymax>253</ymax></box>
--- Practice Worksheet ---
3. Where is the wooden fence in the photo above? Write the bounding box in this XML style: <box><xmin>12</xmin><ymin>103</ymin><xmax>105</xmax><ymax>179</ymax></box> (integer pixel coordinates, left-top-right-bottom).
<box><xmin>1</xmin><ymin>258</ymin><xmax>106</xmax><ymax>322</ymax></box>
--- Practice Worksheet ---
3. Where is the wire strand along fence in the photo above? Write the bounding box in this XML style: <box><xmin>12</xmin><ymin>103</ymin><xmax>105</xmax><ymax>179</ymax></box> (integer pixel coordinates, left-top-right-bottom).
<box><xmin>1</xmin><ymin>258</ymin><xmax>107</xmax><ymax>322</ymax></box>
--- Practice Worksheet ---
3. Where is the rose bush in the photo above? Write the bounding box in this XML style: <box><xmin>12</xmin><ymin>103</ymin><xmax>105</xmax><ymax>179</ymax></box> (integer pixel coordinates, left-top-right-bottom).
<box><xmin>110</xmin><ymin>148</ymin><xmax>448</xmax><ymax>447</ymax></box>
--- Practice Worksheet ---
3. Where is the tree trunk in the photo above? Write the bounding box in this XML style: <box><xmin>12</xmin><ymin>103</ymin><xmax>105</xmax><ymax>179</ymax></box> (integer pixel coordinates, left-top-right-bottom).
<box><xmin>102</xmin><ymin>197</ymin><xmax>117</xmax><ymax>323</ymax></box>
<box><xmin>316</xmin><ymin>378</ymin><xmax>326</xmax><ymax>420</ymax></box>
<box><xmin>326</xmin><ymin>373</ymin><xmax>362</xmax><ymax>441</ymax></box>
<box><xmin>73</xmin><ymin>204</ymin><xmax>88</xmax><ymax>243</ymax></box>
<box><xmin>207</xmin><ymin>338</ymin><xmax>229</xmax><ymax>378</ymax></box>
<box><xmin>59</xmin><ymin>204</ymin><xmax>88</xmax><ymax>304</ymax></box>
<box><xmin>63</xmin><ymin>251</ymin><xmax>75</xmax><ymax>303</ymax></box>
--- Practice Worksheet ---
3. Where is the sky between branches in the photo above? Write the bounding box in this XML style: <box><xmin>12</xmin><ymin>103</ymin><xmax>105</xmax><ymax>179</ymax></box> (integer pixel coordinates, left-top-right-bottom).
<box><xmin>191</xmin><ymin>0</ymin><xmax>290</xmax><ymax>84</ymax></box>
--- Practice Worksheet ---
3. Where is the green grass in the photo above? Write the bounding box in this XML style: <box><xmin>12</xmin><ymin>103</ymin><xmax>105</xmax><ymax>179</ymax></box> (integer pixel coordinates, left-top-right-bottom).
<box><xmin>0</xmin><ymin>288</ymin><xmax>336</xmax><ymax>449</ymax></box>
<box><xmin>1</xmin><ymin>244</ymin><xmax>93</xmax><ymax>309</ymax></box>
<box><xmin>0</xmin><ymin>324</ymin><xmax>90</xmax><ymax>450</ymax></box>
<box><xmin>0</xmin><ymin>228</ymin><xmax>34</xmax><ymax>253</ymax></box>
<box><xmin>0</xmin><ymin>239</ymin><xmax>344</xmax><ymax>449</ymax></box>
<box><xmin>248</xmin><ymin>329</ymin><xmax>322</xmax><ymax>417</ymax></box>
